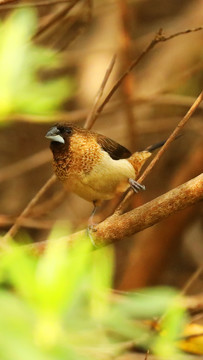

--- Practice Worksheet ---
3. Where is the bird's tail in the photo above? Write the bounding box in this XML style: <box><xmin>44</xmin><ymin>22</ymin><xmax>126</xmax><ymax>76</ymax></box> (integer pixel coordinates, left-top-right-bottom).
<box><xmin>144</xmin><ymin>134</ymin><xmax>182</xmax><ymax>152</ymax></box>
<box><xmin>128</xmin><ymin>151</ymin><xmax>151</xmax><ymax>176</ymax></box>
<box><xmin>145</xmin><ymin>140</ymin><xmax>166</xmax><ymax>152</ymax></box>
<box><xmin>129</xmin><ymin>136</ymin><xmax>181</xmax><ymax>176</ymax></box>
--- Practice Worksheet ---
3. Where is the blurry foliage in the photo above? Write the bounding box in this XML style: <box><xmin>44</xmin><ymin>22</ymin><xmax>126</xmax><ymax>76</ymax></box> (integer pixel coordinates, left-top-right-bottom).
<box><xmin>0</xmin><ymin>9</ymin><xmax>73</xmax><ymax>122</ymax></box>
<box><xmin>0</xmin><ymin>226</ymin><xmax>187</xmax><ymax>360</ymax></box>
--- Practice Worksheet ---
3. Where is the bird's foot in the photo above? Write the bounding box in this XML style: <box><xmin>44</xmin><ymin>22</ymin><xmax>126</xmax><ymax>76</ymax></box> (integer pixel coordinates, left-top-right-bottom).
<box><xmin>86</xmin><ymin>225</ymin><xmax>98</xmax><ymax>248</ymax></box>
<box><xmin>88</xmin><ymin>224</ymin><xmax>97</xmax><ymax>232</ymax></box>
<box><xmin>129</xmin><ymin>178</ymin><xmax>145</xmax><ymax>193</ymax></box>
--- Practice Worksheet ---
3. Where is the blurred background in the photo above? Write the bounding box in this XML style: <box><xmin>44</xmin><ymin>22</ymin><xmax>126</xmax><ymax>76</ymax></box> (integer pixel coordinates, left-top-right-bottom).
<box><xmin>0</xmin><ymin>0</ymin><xmax>202</xmax><ymax>292</ymax></box>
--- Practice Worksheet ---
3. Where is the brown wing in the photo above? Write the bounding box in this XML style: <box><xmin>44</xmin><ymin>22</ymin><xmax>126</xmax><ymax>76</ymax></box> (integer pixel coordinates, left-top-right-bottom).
<box><xmin>97</xmin><ymin>134</ymin><xmax>131</xmax><ymax>160</ymax></box>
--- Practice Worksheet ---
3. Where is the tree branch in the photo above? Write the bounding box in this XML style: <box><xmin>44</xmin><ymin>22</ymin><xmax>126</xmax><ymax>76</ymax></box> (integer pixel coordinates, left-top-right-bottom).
<box><xmin>94</xmin><ymin>174</ymin><xmax>203</xmax><ymax>246</ymax></box>
<box><xmin>2</xmin><ymin>174</ymin><xmax>57</xmax><ymax>243</ymax></box>
<box><xmin>116</xmin><ymin>90</ymin><xmax>203</xmax><ymax>214</ymax></box>
<box><xmin>84</xmin><ymin>54</ymin><xmax>116</xmax><ymax>130</ymax></box>
<box><xmin>32</xmin><ymin>0</ymin><xmax>79</xmax><ymax>41</ymax></box>
<box><xmin>0</xmin><ymin>149</ymin><xmax>51</xmax><ymax>184</ymax></box>
<box><xmin>26</xmin><ymin>174</ymin><xmax>203</xmax><ymax>254</ymax></box>
<box><xmin>0</xmin><ymin>0</ymin><xmax>73</xmax><ymax>10</ymax></box>
<box><xmin>92</xmin><ymin>27</ymin><xmax>203</xmax><ymax>124</ymax></box>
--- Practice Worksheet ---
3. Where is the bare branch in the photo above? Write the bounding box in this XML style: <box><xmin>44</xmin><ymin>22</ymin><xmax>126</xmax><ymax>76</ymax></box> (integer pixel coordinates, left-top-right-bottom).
<box><xmin>116</xmin><ymin>90</ymin><xmax>203</xmax><ymax>214</ymax></box>
<box><xmin>32</xmin><ymin>0</ymin><xmax>79</xmax><ymax>41</ymax></box>
<box><xmin>6</xmin><ymin>93</ymin><xmax>203</xmax><ymax>124</ymax></box>
<box><xmin>0</xmin><ymin>0</ymin><xmax>73</xmax><ymax>10</ymax></box>
<box><xmin>181</xmin><ymin>265</ymin><xmax>203</xmax><ymax>296</ymax></box>
<box><xmin>26</xmin><ymin>174</ymin><xmax>203</xmax><ymax>254</ymax></box>
<box><xmin>139</xmin><ymin>91</ymin><xmax>203</xmax><ymax>183</ymax></box>
<box><xmin>94</xmin><ymin>174</ymin><xmax>203</xmax><ymax>246</ymax></box>
<box><xmin>30</xmin><ymin>189</ymin><xmax>66</xmax><ymax>217</ymax></box>
<box><xmin>91</xmin><ymin>27</ymin><xmax>203</xmax><ymax>123</ymax></box>
<box><xmin>84</xmin><ymin>54</ymin><xmax>116</xmax><ymax>130</ymax></box>
<box><xmin>159</xmin><ymin>26</ymin><xmax>203</xmax><ymax>42</ymax></box>
<box><xmin>0</xmin><ymin>214</ymin><xmax>54</xmax><ymax>230</ymax></box>
<box><xmin>0</xmin><ymin>149</ymin><xmax>51</xmax><ymax>184</ymax></box>
<box><xmin>118</xmin><ymin>0</ymin><xmax>137</xmax><ymax>150</ymax></box>
<box><xmin>2</xmin><ymin>174</ymin><xmax>57</xmax><ymax>243</ymax></box>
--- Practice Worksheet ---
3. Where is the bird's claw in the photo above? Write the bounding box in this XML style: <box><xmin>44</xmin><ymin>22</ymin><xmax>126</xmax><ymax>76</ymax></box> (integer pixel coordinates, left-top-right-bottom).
<box><xmin>86</xmin><ymin>225</ymin><xmax>98</xmax><ymax>248</ymax></box>
<box><xmin>88</xmin><ymin>224</ymin><xmax>97</xmax><ymax>233</ymax></box>
<box><xmin>129</xmin><ymin>178</ymin><xmax>146</xmax><ymax>193</ymax></box>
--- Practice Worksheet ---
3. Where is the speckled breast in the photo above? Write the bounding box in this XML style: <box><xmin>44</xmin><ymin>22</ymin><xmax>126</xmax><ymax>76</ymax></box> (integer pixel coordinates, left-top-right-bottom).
<box><xmin>53</xmin><ymin>133</ymin><xmax>102</xmax><ymax>182</ymax></box>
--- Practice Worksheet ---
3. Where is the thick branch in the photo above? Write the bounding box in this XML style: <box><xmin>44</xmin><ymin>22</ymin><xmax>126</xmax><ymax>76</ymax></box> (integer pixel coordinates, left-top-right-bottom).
<box><xmin>27</xmin><ymin>174</ymin><xmax>203</xmax><ymax>254</ymax></box>
<box><xmin>94</xmin><ymin>174</ymin><xmax>203</xmax><ymax>245</ymax></box>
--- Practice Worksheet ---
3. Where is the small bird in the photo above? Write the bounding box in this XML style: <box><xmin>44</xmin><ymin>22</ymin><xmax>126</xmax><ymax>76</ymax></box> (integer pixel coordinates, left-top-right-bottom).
<box><xmin>45</xmin><ymin>123</ymin><xmax>163</xmax><ymax>219</ymax></box>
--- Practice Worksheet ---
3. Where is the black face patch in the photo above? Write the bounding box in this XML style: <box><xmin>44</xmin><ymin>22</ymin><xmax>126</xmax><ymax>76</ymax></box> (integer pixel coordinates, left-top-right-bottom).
<box><xmin>57</xmin><ymin>126</ymin><xmax>73</xmax><ymax>135</ymax></box>
<box><xmin>48</xmin><ymin>126</ymin><xmax>73</xmax><ymax>156</ymax></box>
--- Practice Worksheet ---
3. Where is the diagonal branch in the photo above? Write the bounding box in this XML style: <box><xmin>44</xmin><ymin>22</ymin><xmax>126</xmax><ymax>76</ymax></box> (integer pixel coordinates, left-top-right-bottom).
<box><xmin>84</xmin><ymin>54</ymin><xmax>116</xmax><ymax>130</ymax></box>
<box><xmin>91</xmin><ymin>27</ymin><xmax>203</xmax><ymax>124</ymax></box>
<box><xmin>32</xmin><ymin>0</ymin><xmax>79</xmax><ymax>41</ymax></box>
<box><xmin>116</xmin><ymin>90</ymin><xmax>203</xmax><ymax>214</ymax></box>
<box><xmin>26</xmin><ymin>174</ymin><xmax>203</xmax><ymax>254</ymax></box>
<box><xmin>0</xmin><ymin>149</ymin><xmax>51</xmax><ymax>183</ymax></box>
<box><xmin>2</xmin><ymin>174</ymin><xmax>57</xmax><ymax>243</ymax></box>
<box><xmin>94</xmin><ymin>173</ymin><xmax>203</xmax><ymax>246</ymax></box>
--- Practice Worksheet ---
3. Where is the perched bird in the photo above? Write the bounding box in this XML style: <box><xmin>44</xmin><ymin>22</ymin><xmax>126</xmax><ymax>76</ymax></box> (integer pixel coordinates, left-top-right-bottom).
<box><xmin>45</xmin><ymin>123</ymin><xmax>167</xmax><ymax>226</ymax></box>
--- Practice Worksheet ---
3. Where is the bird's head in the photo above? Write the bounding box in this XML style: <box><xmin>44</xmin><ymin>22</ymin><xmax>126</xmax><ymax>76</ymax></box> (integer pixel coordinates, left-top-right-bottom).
<box><xmin>45</xmin><ymin>123</ymin><xmax>74</xmax><ymax>150</ymax></box>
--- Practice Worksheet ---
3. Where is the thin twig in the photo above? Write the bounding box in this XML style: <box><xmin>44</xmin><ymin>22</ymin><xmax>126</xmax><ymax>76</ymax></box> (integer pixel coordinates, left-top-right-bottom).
<box><xmin>0</xmin><ymin>215</ymin><xmax>54</xmax><ymax>230</ymax></box>
<box><xmin>54</xmin><ymin>0</ymin><xmax>93</xmax><ymax>53</ymax></box>
<box><xmin>160</xmin><ymin>27</ymin><xmax>203</xmax><ymax>42</ymax></box>
<box><xmin>30</xmin><ymin>189</ymin><xmax>66</xmax><ymax>217</ymax></box>
<box><xmin>118</xmin><ymin>0</ymin><xmax>137</xmax><ymax>150</ymax></box>
<box><xmin>84</xmin><ymin>54</ymin><xmax>116</xmax><ymax>130</ymax></box>
<box><xmin>0</xmin><ymin>149</ymin><xmax>51</xmax><ymax>184</ymax></box>
<box><xmin>139</xmin><ymin>93</ymin><xmax>203</xmax><ymax>182</ymax></box>
<box><xmin>32</xmin><ymin>0</ymin><xmax>79</xmax><ymax>41</ymax></box>
<box><xmin>6</xmin><ymin>93</ymin><xmax>203</xmax><ymax>124</ymax></box>
<box><xmin>2</xmin><ymin>175</ymin><xmax>57</xmax><ymax>243</ymax></box>
<box><xmin>91</xmin><ymin>27</ymin><xmax>203</xmax><ymax>124</ymax></box>
<box><xmin>181</xmin><ymin>265</ymin><xmax>203</xmax><ymax>296</ymax></box>
<box><xmin>0</xmin><ymin>0</ymin><xmax>73</xmax><ymax>10</ymax></box>
<box><xmin>116</xmin><ymin>90</ymin><xmax>203</xmax><ymax>214</ymax></box>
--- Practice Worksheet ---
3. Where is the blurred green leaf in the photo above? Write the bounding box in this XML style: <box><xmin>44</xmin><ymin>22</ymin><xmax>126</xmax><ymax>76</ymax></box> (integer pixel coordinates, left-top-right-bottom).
<box><xmin>115</xmin><ymin>287</ymin><xmax>178</xmax><ymax>319</ymax></box>
<box><xmin>89</xmin><ymin>246</ymin><xmax>114</xmax><ymax>320</ymax></box>
<box><xmin>0</xmin><ymin>234</ymin><xmax>187</xmax><ymax>360</ymax></box>
<box><xmin>34</xmin><ymin>234</ymin><xmax>92</xmax><ymax>315</ymax></box>
<box><xmin>153</xmin><ymin>297</ymin><xmax>187</xmax><ymax>357</ymax></box>
<box><xmin>0</xmin><ymin>9</ymin><xmax>73</xmax><ymax>122</ymax></box>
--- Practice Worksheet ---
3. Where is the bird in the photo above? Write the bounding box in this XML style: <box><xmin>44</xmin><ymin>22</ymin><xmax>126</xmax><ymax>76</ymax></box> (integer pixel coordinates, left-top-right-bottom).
<box><xmin>45</xmin><ymin>123</ymin><xmax>164</xmax><ymax>222</ymax></box>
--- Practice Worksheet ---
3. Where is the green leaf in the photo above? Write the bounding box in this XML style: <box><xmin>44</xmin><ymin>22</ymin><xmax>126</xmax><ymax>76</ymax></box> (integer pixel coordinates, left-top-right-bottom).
<box><xmin>0</xmin><ymin>9</ymin><xmax>73</xmax><ymax>121</ymax></box>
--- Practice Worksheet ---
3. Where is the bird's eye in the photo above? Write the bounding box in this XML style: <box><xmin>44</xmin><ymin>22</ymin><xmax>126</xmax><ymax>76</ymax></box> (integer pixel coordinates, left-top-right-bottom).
<box><xmin>65</xmin><ymin>127</ymin><xmax>72</xmax><ymax>134</ymax></box>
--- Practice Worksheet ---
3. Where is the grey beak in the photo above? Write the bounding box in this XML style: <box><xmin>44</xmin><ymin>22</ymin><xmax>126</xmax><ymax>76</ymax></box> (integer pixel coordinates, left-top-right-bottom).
<box><xmin>45</xmin><ymin>126</ymin><xmax>65</xmax><ymax>144</ymax></box>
